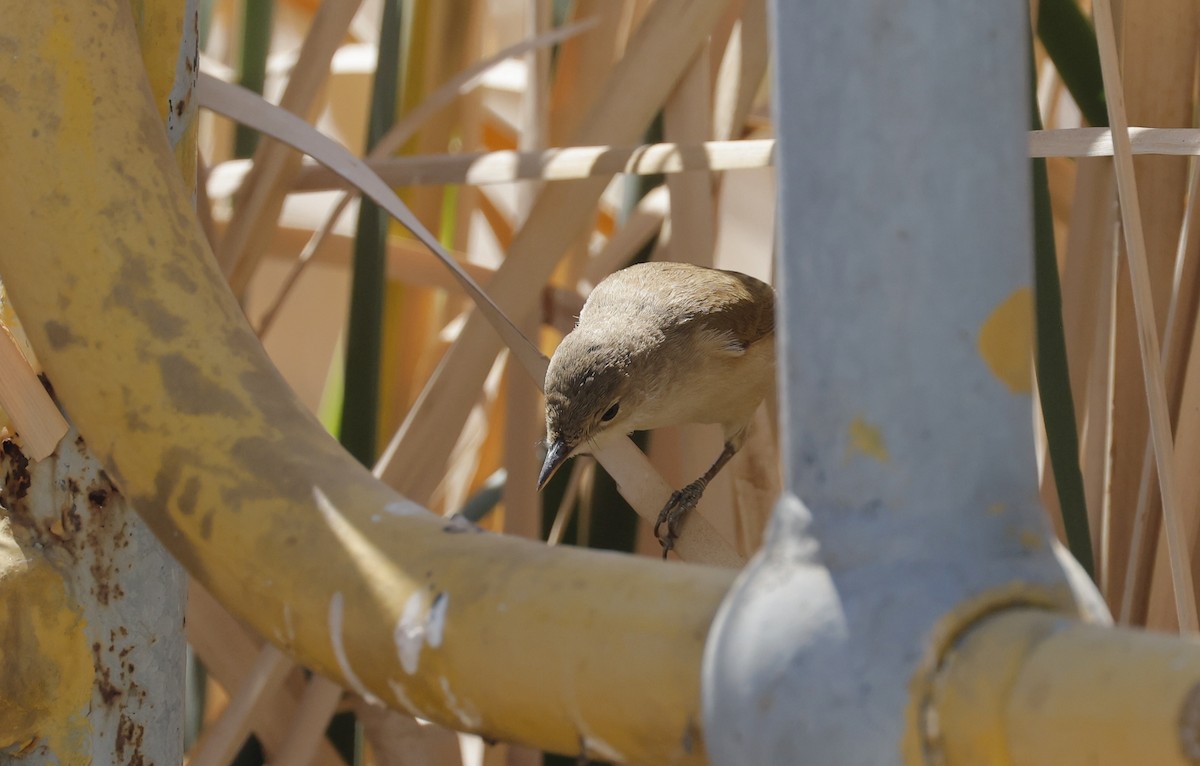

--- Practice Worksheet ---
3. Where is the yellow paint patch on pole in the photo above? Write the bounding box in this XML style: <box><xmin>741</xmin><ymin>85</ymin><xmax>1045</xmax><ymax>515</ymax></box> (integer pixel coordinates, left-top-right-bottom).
<box><xmin>977</xmin><ymin>287</ymin><xmax>1033</xmax><ymax>394</ymax></box>
<box><xmin>0</xmin><ymin>547</ymin><xmax>93</xmax><ymax>762</ymax></box>
<box><xmin>846</xmin><ymin>416</ymin><xmax>890</xmax><ymax>463</ymax></box>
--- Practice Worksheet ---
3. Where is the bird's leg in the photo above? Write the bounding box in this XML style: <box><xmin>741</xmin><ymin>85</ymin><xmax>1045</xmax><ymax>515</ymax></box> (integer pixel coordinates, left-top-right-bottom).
<box><xmin>655</xmin><ymin>441</ymin><xmax>737</xmax><ymax>558</ymax></box>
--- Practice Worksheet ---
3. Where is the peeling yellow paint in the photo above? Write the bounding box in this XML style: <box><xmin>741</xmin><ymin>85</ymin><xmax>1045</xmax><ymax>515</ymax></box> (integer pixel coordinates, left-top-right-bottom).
<box><xmin>0</xmin><ymin>546</ymin><xmax>92</xmax><ymax>761</ymax></box>
<box><xmin>846</xmin><ymin>416</ymin><xmax>890</xmax><ymax>463</ymax></box>
<box><xmin>978</xmin><ymin>287</ymin><xmax>1033</xmax><ymax>394</ymax></box>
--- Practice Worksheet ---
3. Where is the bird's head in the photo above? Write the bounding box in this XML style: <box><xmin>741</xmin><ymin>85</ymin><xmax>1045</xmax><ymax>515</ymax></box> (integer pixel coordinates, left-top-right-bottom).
<box><xmin>537</xmin><ymin>328</ymin><xmax>644</xmax><ymax>489</ymax></box>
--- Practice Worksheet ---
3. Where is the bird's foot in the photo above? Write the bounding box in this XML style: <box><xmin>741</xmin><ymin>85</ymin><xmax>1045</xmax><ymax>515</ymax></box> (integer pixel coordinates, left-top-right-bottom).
<box><xmin>654</xmin><ymin>480</ymin><xmax>706</xmax><ymax>559</ymax></box>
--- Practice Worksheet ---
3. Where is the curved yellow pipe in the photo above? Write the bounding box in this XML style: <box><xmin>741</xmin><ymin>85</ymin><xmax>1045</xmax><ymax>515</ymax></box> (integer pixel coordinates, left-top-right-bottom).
<box><xmin>0</xmin><ymin>3</ymin><xmax>733</xmax><ymax>762</ymax></box>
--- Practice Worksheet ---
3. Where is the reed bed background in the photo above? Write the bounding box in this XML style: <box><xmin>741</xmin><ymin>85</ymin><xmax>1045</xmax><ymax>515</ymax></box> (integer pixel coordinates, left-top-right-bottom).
<box><xmin>165</xmin><ymin>0</ymin><xmax>1200</xmax><ymax>763</ymax></box>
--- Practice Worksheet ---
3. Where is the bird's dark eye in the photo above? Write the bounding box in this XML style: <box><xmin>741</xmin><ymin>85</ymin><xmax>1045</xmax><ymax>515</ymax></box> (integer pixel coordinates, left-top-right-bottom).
<box><xmin>601</xmin><ymin>402</ymin><xmax>620</xmax><ymax>422</ymax></box>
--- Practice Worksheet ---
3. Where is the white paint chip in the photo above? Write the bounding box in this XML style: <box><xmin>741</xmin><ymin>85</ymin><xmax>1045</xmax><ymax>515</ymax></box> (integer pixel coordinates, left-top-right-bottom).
<box><xmin>328</xmin><ymin>592</ymin><xmax>382</xmax><ymax>705</ymax></box>
<box><xmin>440</xmin><ymin>676</ymin><xmax>482</xmax><ymax>729</ymax></box>
<box><xmin>388</xmin><ymin>679</ymin><xmax>419</xmax><ymax>714</ymax></box>
<box><xmin>283</xmin><ymin>603</ymin><xmax>296</xmax><ymax>643</ymax></box>
<box><xmin>394</xmin><ymin>591</ymin><xmax>428</xmax><ymax>674</ymax></box>
<box><xmin>393</xmin><ymin>590</ymin><xmax>450</xmax><ymax>673</ymax></box>
<box><xmin>384</xmin><ymin>500</ymin><xmax>420</xmax><ymax>517</ymax></box>
<box><xmin>427</xmin><ymin>592</ymin><xmax>448</xmax><ymax>648</ymax></box>
<box><xmin>582</xmin><ymin>733</ymin><xmax>625</xmax><ymax>762</ymax></box>
<box><xmin>313</xmin><ymin>486</ymin><xmax>338</xmax><ymax>523</ymax></box>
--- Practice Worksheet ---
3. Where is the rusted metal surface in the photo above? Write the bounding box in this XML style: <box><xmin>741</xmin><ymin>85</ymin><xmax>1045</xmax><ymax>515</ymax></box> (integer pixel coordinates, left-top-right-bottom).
<box><xmin>1</xmin><ymin>430</ymin><xmax>185</xmax><ymax>764</ymax></box>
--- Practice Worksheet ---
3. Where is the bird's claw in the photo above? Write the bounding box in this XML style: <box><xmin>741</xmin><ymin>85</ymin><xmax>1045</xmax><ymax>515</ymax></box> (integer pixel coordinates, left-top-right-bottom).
<box><xmin>654</xmin><ymin>482</ymin><xmax>704</xmax><ymax>559</ymax></box>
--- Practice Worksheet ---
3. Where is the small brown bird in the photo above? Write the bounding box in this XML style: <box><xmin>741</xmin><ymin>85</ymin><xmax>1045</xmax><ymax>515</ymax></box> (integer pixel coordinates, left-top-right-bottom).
<box><xmin>537</xmin><ymin>261</ymin><xmax>775</xmax><ymax>556</ymax></box>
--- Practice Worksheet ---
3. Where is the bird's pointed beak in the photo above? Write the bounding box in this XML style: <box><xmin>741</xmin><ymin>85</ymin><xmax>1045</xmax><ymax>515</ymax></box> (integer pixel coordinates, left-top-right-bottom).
<box><xmin>537</xmin><ymin>438</ymin><xmax>572</xmax><ymax>490</ymax></box>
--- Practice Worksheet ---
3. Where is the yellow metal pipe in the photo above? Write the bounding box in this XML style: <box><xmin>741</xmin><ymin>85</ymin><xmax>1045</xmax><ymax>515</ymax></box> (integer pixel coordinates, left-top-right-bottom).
<box><xmin>927</xmin><ymin>609</ymin><xmax>1200</xmax><ymax>765</ymax></box>
<box><xmin>0</xmin><ymin>3</ymin><xmax>733</xmax><ymax>763</ymax></box>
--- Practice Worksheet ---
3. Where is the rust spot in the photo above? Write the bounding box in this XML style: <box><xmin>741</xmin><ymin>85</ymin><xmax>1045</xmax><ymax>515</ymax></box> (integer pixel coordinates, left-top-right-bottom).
<box><xmin>92</xmin><ymin>643</ymin><xmax>122</xmax><ymax>705</ymax></box>
<box><xmin>88</xmin><ymin>488</ymin><xmax>109</xmax><ymax>509</ymax></box>
<box><xmin>2</xmin><ymin>438</ymin><xmax>31</xmax><ymax>501</ymax></box>
<box><xmin>12</xmin><ymin>738</ymin><xmax>39</xmax><ymax>756</ymax></box>
<box><xmin>65</xmin><ymin>505</ymin><xmax>83</xmax><ymax>533</ymax></box>
<box><xmin>92</xmin><ymin>579</ymin><xmax>112</xmax><ymax>605</ymax></box>
<box><xmin>116</xmin><ymin>712</ymin><xmax>145</xmax><ymax>764</ymax></box>
<box><xmin>97</xmin><ymin>674</ymin><xmax>122</xmax><ymax>704</ymax></box>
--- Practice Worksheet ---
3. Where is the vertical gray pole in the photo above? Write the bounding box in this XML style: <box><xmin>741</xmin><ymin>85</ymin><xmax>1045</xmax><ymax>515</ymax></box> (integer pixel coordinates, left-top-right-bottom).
<box><xmin>702</xmin><ymin>2</ymin><xmax>1105</xmax><ymax>764</ymax></box>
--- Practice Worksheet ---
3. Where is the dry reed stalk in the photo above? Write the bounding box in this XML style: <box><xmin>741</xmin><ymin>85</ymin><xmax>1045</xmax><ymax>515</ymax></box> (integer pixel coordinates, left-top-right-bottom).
<box><xmin>220</xmin><ymin>0</ymin><xmax>364</xmax><ymax>294</ymax></box>
<box><xmin>1092</xmin><ymin>0</ymin><xmax>1197</xmax><ymax>630</ymax></box>
<box><xmin>242</xmin><ymin>223</ymin><xmax>494</xmax><ymax>299</ymax></box>
<box><xmin>712</xmin><ymin>0</ymin><xmax>768</xmax><ymax>143</ymax></box>
<box><xmin>585</xmin><ymin>187</ymin><xmax>670</xmax><ymax>286</ymax></box>
<box><xmin>0</xmin><ymin>325</ymin><xmax>67</xmax><ymax>461</ymax></box>
<box><xmin>545</xmin><ymin>1</ymin><xmax>630</xmax><ymax>291</ymax></box>
<box><xmin>199</xmin><ymin>71</ymin><xmax>547</xmax><ymax>382</ymax></box>
<box><xmin>187</xmin><ymin>646</ymin><xmax>295</xmax><ymax>766</ymax></box>
<box><xmin>372</xmin><ymin>0</ymin><xmax>733</xmax><ymax>515</ymax></box>
<box><xmin>501</xmin><ymin>0</ymin><xmax>553</xmax><ymax>547</ymax></box>
<box><xmin>1030</xmin><ymin>127</ymin><xmax>1200</xmax><ymax>156</ymax></box>
<box><xmin>203</xmin><ymin>130</ymin><xmax>1200</xmax><ymax>200</ymax></box>
<box><xmin>269</xmin><ymin>675</ymin><xmax>344</xmax><ymax>766</ymax></box>
<box><xmin>245</xmin><ymin>21</ymin><xmax>594</xmax><ymax>336</ymax></box>
<box><xmin>375</xmin><ymin>1</ymin><xmax>479</xmax><ymax>448</ymax></box>
<box><xmin>290</xmin><ymin>139</ymin><xmax>778</xmax><ymax>189</ymax></box>
<box><xmin>186</xmin><ymin>580</ymin><xmax>346</xmax><ymax>766</ymax></box>
<box><xmin>1057</xmin><ymin>157</ymin><xmax>1117</xmax><ymax>580</ymax></box>
<box><xmin>548</xmin><ymin>0</ymin><xmax>625</xmax><ymax>145</ymax></box>
<box><xmin>713</xmin><ymin>157</ymin><xmax>777</xmax><ymax>555</ymax></box>
<box><xmin>1138</xmin><ymin>122</ymin><xmax>1200</xmax><ymax>627</ymax></box>
<box><xmin>1131</xmin><ymin>157</ymin><xmax>1200</xmax><ymax>629</ymax></box>
<box><xmin>352</xmin><ymin>698</ymin><xmax>465</xmax><ymax>766</ymax></box>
